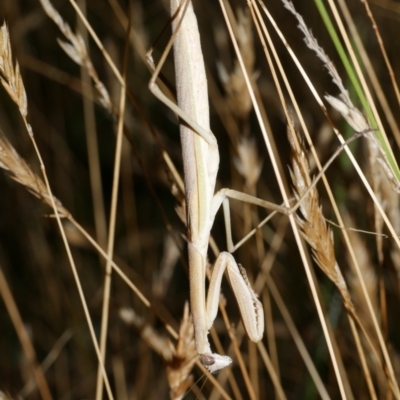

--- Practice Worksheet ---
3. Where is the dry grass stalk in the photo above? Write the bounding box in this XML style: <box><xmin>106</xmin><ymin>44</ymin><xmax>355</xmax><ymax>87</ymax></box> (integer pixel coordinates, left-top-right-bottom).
<box><xmin>0</xmin><ymin>122</ymin><xmax>190</xmax><ymax>397</ymax></box>
<box><xmin>0</xmin><ymin>133</ymin><xmax>68</xmax><ymax>216</ymax></box>
<box><xmin>288</xmin><ymin>124</ymin><xmax>389</xmax><ymax>396</ymax></box>
<box><xmin>218</xmin><ymin>8</ymin><xmax>255</xmax><ymax>125</ymax></box>
<box><xmin>280</xmin><ymin>3</ymin><xmax>400</xmax><ymax>394</ymax></box>
<box><xmin>375</xmin><ymin>154</ymin><xmax>400</xmax><ymax>279</ymax></box>
<box><xmin>288</xmin><ymin>126</ymin><xmax>354</xmax><ymax>313</ymax></box>
<box><xmin>119</xmin><ymin>303</ymin><xmax>197</xmax><ymax>400</ymax></box>
<box><xmin>0</xmin><ymin>29</ymin><xmax>187</xmax><ymax>390</ymax></box>
<box><xmin>0</xmin><ymin>21</ymin><xmax>116</xmax><ymax>398</ymax></box>
<box><xmin>345</xmin><ymin>215</ymin><xmax>379</xmax><ymax>328</ymax></box>
<box><xmin>0</xmin><ymin>134</ymin><xmax>118</xmax><ymax>398</ymax></box>
<box><xmin>39</xmin><ymin>0</ymin><xmax>112</xmax><ymax>112</ymax></box>
<box><xmin>282</xmin><ymin>0</ymin><xmax>400</xmax><ymax>195</ymax></box>
<box><xmin>119</xmin><ymin>307</ymin><xmax>175</xmax><ymax>362</ymax></box>
<box><xmin>367</xmin><ymin>124</ymin><xmax>386</xmax><ymax>266</ymax></box>
<box><xmin>166</xmin><ymin>303</ymin><xmax>197</xmax><ymax>400</ymax></box>
<box><xmin>0</xmin><ymin>23</ymin><xmax>27</xmax><ymax>117</ymax></box>
<box><xmin>0</xmin><ymin>267</ymin><xmax>53</xmax><ymax>400</ymax></box>
<box><xmin>217</xmin><ymin>9</ymin><xmax>264</xmax><ymax>190</ymax></box>
<box><xmin>343</xmin><ymin>212</ymin><xmax>387</xmax><ymax>395</ymax></box>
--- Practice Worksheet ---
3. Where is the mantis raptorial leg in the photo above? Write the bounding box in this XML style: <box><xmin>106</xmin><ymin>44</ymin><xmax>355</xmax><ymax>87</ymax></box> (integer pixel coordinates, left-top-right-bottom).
<box><xmin>148</xmin><ymin>0</ymin><xmax>366</xmax><ymax>373</ymax></box>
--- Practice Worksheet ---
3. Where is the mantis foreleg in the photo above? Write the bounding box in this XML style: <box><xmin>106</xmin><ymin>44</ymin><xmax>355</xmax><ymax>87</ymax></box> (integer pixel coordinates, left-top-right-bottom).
<box><xmin>206</xmin><ymin>252</ymin><xmax>264</xmax><ymax>342</ymax></box>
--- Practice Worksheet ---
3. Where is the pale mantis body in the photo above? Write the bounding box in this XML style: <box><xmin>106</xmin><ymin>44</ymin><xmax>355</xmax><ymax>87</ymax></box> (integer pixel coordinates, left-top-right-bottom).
<box><xmin>169</xmin><ymin>0</ymin><xmax>264</xmax><ymax>372</ymax></box>
<box><xmin>148</xmin><ymin>0</ymin><xmax>264</xmax><ymax>373</ymax></box>
<box><xmin>148</xmin><ymin>0</ymin><xmax>365</xmax><ymax>373</ymax></box>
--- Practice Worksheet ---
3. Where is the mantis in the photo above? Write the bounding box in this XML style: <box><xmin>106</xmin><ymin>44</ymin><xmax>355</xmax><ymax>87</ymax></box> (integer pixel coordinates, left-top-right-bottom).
<box><xmin>148</xmin><ymin>0</ymin><xmax>264</xmax><ymax>372</ymax></box>
<box><xmin>148</xmin><ymin>0</ymin><xmax>365</xmax><ymax>373</ymax></box>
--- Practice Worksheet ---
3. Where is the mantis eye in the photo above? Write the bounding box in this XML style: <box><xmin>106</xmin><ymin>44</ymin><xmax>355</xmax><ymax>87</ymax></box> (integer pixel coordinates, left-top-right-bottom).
<box><xmin>199</xmin><ymin>353</ymin><xmax>232</xmax><ymax>374</ymax></box>
<box><xmin>199</xmin><ymin>354</ymin><xmax>215</xmax><ymax>367</ymax></box>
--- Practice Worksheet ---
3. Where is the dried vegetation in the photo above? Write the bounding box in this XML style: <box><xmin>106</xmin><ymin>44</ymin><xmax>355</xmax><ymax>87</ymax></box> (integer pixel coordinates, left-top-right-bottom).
<box><xmin>0</xmin><ymin>0</ymin><xmax>400</xmax><ymax>399</ymax></box>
